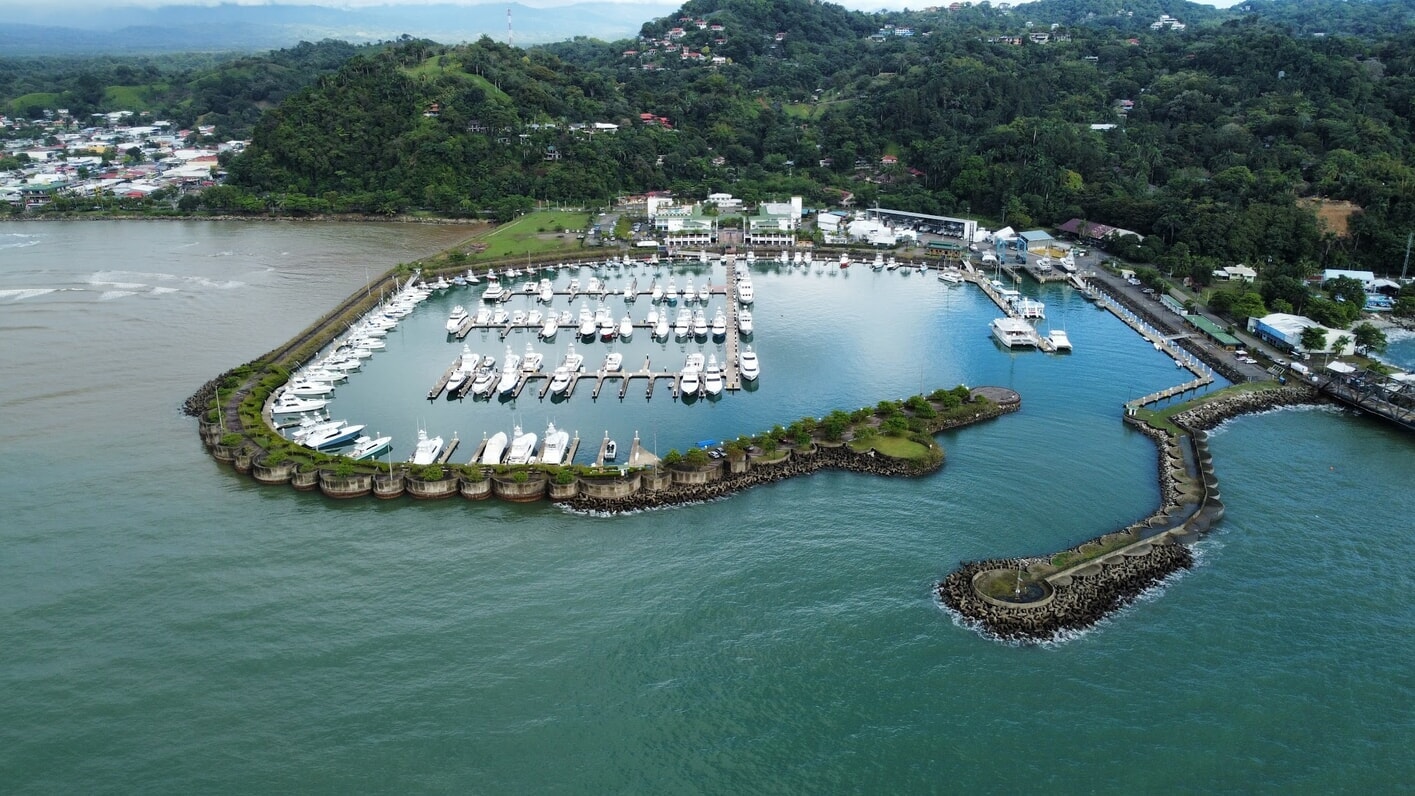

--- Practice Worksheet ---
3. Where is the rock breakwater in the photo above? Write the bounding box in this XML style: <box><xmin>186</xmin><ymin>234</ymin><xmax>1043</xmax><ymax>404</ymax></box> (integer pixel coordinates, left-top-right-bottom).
<box><xmin>1172</xmin><ymin>383</ymin><xmax>1323</xmax><ymax>430</ymax></box>
<box><xmin>937</xmin><ymin>543</ymin><xmax>1195</xmax><ymax>642</ymax></box>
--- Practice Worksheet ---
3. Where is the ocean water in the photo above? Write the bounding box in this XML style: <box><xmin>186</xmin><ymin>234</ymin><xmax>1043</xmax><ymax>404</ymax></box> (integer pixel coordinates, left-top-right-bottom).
<box><xmin>2</xmin><ymin>222</ymin><xmax>1411</xmax><ymax>792</ymax></box>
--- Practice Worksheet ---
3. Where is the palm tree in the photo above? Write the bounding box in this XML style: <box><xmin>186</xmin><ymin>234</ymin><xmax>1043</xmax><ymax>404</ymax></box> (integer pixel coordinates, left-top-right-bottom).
<box><xmin>1329</xmin><ymin>334</ymin><xmax>1352</xmax><ymax>367</ymax></box>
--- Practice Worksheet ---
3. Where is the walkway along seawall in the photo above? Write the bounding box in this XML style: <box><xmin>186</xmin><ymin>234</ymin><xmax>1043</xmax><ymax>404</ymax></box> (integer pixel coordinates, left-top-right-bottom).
<box><xmin>937</xmin><ymin>383</ymin><xmax>1323</xmax><ymax>642</ymax></box>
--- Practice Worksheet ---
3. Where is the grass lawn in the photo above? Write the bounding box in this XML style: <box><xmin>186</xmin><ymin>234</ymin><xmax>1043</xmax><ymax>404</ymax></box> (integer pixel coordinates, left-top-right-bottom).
<box><xmin>470</xmin><ymin>211</ymin><xmax>593</xmax><ymax>260</ymax></box>
<box><xmin>849</xmin><ymin>434</ymin><xmax>932</xmax><ymax>460</ymax></box>
<box><xmin>7</xmin><ymin>92</ymin><xmax>61</xmax><ymax>115</ymax></box>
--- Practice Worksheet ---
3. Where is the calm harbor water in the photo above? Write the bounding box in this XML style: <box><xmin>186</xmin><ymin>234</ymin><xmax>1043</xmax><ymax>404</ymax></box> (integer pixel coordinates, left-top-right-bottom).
<box><xmin>2</xmin><ymin>221</ymin><xmax>1412</xmax><ymax>792</ymax></box>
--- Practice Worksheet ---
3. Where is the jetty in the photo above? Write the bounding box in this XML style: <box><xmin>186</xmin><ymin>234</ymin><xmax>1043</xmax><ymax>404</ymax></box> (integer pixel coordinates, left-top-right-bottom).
<box><xmin>1094</xmin><ymin>286</ymin><xmax>1215</xmax><ymax>411</ymax></box>
<box><xmin>427</xmin><ymin>356</ymin><xmax>461</xmax><ymax>400</ymax></box>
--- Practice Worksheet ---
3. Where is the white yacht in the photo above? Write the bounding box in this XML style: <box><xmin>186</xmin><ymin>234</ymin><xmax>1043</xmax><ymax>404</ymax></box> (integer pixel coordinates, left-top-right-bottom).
<box><xmin>470</xmin><ymin>360</ymin><xmax>498</xmax><ymax>396</ymax></box>
<box><xmin>410</xmin><ymin>429</ymin><xmax>444</xmax><ymax>464</ymax></box>
<box><xmin>539</xmin><ymin>278</ymin><xmax>554</xmax><ymax>302</ymax></box>
<box><xmin>711</xmin><ymin>307</ymin><xmax>727</xmax><ymax>338</ymax></box>
<box><xmin>481</xmin><ymin>282</ymin><xmax>506</xmax><ymax>302</ymax></box>
<box><xmin>703</xmin><ymin>355</ymin><xmax>724</xmax><ymax>395</ymax></box>
<box><xmin>651</xmin><ymin>280</ymin><xmax>663</xmax><ymax>302</ymax></box>
<box><xmin>598</xmin><ymin>306</ymin><xmax>617</xmax><ymax>340</ymax></box>
<box><xmin>654</xmin><ymin>315</ymin><xmax>670</xmax><ymax>340</ymax></box>
<box><xmin>738</xmin><ymin>346</ymin><xmax>760</xmax><ymax>381</ymax></box>
<box><xmin>603</xmin><ymin>352</ymin><xmax>623</xmax><ymax>372</ymax></box>
<box><xmin>692</xmin><ymin>309</ymin><xmax>709</xmax><ymax>339</ymax></box>
<box><xmin>698</xmin><ymin>283</ymin><xmax>711</xmax><ymax>303</ymax></box>
<box><xmin>1048</xmin><ymin>329</ymin><xmax>1073</xmax><ymax>352</ymax></box>
<box><xmin>480</xmin><ymin>431</ymin><xmax>508</xmax><ymax>464</ymax></box>
<box><xmin>684</xmin><ymin>352</ymin><xmax>705</xmax><ymax>372</ymax></box>
<box><xmin>938</xmin><ymin>269</ymin><xmax>964</xmax><ymax>285</ymax></box>
<box><xmin>497</xmin><ymin>346</ymin><xmax>523</xmax><ymax>394</ymax></box>
<box><xmin>522</xmin><ymin>341</ymin><xmax>543</xmax><ymax>372</ymax></box>
<box><xmin>738</xmin><ymin>308</ymin><xmax>754</xmax><ymax>335</ymax></box>
<box><xmin>737</xmin><ymin>279</ymin><xmax>755</xmax><ymax>304</ymax></box>
<box><xmin>618</xmin><ymin>314</ymin><xmax>634</xmax><ymax>340</ymax></box>
<box><xmin>491</xmin><ymin>307</ymin><xmax>509</xmax><ymax>325</ymax></box>
<box><xmin>445</xmin><ymin>304</ymin><xmax>468</xmax><ymax>333</ymax></box>
<box><xmin>271</xmin><ymin>395</ymin><xmax>328</xmax><ymax>415</ymax></box>
<box><xmin>680</xmin><ymin>367</ymin><xmax>701</xmax><ymax>396</ymax></box>
<box><xmin>1015</xmin><ymin>297</ymin><xmax>1046</xmax><ymax>320</ymax></box>
<box><xmin>286</xmin><ymin>379</ymin><xmax>335</xmax><ymax>397</ymax></box>
<box><xmin>540</xmin><ymin>423</ymin><xmax>570</xmax><ymax>465</ymax></box>
<box><xmin>549</xmin><ymin>367</ymin><xmax>573</xmax><ymax>395</ymax></box>
<box><xmin>474</xmin><ymin>305</ymin><xmax>492</xmax><ymax>325</ymax></box>
<box><xmin>289</xmin><ymin>416</ymin><xmax>344</xmax><ymax>443</ymax></box>
<box><xmin>991</xmin><ymin>317</ymin><xmax>1038</xmax><ymax>348</ymax></box>
<box><xmin>446</xmin><ymin>346</ymin><xmax>478</xmax><ymax>393</ymax></box>
<box><xmin>665</xmin><ymin>277</ymin><xmax>678</xmax><ymax>305</ymax></box>
<box><xmin>506</xmin><ymin>425</ymin><xmax>539</xmax><ymax>464</ymax></box>
<box><xmin>561</xmin><ymin>342</ymin><xmax>585</xmax><ymax>372</ymax></box>
<box><xmin>540</xmin><ymin>314</ymin><xmax>559</xmax><ymax>340</ymax></box>
<box><xmin>674</xmin><ymin>307</ymin><xmax>692</xmax><ymax>338</ymax></box>
<box><xmin>684</xmin><ymin>276</ymin><xmax>695</xmax><ymax>303</ymax></box>
<box><xmin>349</xmin><ymin>434</ymin><xmax>392</xmax><ymax>461</ymax></box>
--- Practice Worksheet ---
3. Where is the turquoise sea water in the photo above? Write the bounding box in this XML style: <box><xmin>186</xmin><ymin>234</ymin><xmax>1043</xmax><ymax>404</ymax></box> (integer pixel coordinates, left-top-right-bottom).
<box><xmin>2</xmin><ymin>222</ymin><xmax>1412</xmax><ymax>792</ymax></box>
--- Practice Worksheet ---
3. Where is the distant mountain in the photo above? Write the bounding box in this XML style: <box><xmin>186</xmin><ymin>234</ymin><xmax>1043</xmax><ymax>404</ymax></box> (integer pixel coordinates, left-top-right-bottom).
<box><xmin>0</xmin><ymin>2</ymin><xmax>679</xmax><ymax>55</ymax></box>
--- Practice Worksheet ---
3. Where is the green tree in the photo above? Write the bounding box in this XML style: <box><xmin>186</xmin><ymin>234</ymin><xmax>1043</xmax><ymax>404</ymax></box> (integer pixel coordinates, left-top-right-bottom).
<box><xmin>1351</xmin><ymin>322</ymin><xmax>1387</xmax><ymax>354</ymax></box>
<box><xmin>1299</xmin><ymin>325</ymin><xmax>1328</xmax><ymax>354</ymax></box>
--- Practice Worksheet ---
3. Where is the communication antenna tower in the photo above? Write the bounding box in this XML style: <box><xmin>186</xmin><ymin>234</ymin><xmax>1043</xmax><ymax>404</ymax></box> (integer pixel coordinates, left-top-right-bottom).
<box><xmin>507</xmin><ymin>8</ymin><xmax>513</xmax><ymax>47</ymax></box>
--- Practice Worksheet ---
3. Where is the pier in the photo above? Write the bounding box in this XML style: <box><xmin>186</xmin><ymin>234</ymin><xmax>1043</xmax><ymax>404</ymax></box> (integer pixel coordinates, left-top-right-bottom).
<box><xmin>963</xmin><ymin>271</ymin><xmax>1054</xmax><ymax>352</ymax></box>
<box><xmin>427</xmin><ymin>356</ymin><xmax>461</xmax><ymax>399</ymax></box>
<box><xmin>1096</xmin><ymin>287</ymin><xmax>1215</xmax><ymax>411</ymax></box>
<box><xmin>436</xmin><ymin>434</ymin><xmax>459</xmax><ymax>464</ymax></box>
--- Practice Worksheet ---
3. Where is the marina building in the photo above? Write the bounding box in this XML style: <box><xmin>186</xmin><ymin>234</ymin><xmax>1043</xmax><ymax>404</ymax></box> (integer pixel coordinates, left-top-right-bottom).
<box><xmin>744</xmin><ymin>197</ymin><xmax>802</xmax><ymax>247</ymax></box>
<box><xmin>1248</xmin><ymin>312</ymin><xmax>1355</xmax><ymax>355</ymax></box>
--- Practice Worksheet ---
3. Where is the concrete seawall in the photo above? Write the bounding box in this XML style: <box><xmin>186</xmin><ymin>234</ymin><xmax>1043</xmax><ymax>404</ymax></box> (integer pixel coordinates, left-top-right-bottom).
<box><xmin>201</xmin><ymin>386</ymin><xmax>1017</xmax><ymax>511</ymax></box>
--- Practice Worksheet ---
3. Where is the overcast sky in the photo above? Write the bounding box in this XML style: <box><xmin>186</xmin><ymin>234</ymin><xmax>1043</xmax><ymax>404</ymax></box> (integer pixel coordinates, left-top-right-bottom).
<box><xmin>28</xmin><ymin>0</ymin><xmax>1247</xmax><ymax>10</ymax></box>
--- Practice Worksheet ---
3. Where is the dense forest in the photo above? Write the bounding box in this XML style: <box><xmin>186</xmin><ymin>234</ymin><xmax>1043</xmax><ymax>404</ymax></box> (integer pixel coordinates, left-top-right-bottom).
<box><xmin>0</xmin><ymin>40</ymin><xmax>369</xmax><ymax>135</ymax></box>
<box><xmin>6</xmin><ymin>0</ymin><xmax>1415</xmax><ymax>284</ymax></box>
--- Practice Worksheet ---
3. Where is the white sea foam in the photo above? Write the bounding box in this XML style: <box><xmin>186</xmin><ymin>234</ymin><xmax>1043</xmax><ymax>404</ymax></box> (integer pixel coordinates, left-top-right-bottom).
<box><xmin>98</xmin><ymin>290</ymin><xmax>138</xmax><ymax>301</ymax></box>
<box><xmin>0</xmin><ymin>288</ymin><xmax>58</xmax><ymax>301</ymax></box>
<box><xmin>88</xmin><ymin>270</ymin><xmax>244</xmax><ymax>291</ymax></box>
<box><xmin>0</xmin><ymin>233</ymin><xmax>41</xmax><ymax>250</ymax></box>
<box><xmin>150</xmin><ymin>286</ymin><xmax>180</xmax><ymax>295</ymax></box>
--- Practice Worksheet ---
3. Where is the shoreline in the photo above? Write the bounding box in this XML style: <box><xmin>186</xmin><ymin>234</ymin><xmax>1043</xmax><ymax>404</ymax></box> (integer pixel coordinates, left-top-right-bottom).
<box><xmin>2</xmin><ymin>212</ymin><xmax>487</xmax><ymax>225</ymax></box>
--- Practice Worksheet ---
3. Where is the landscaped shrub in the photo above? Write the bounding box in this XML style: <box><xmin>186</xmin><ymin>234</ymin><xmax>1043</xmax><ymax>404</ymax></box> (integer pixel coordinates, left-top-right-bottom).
<box><xmin>554</xmin><ymin>469</ymin><xmax>575</xmax><ymax>485</ymax></box>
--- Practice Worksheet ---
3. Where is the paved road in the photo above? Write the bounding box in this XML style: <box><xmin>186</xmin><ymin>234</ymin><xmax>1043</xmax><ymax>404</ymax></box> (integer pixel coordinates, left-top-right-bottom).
<box><xmin>1076</xmin><ymin>258</ymin><xmax>1279</xmax><ymax>383</ymax></box>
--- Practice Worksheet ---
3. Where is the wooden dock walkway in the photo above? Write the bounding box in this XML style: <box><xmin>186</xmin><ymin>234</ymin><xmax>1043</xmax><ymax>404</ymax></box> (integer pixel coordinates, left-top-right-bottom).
<box><xmin>722</xmin><ymin>258</ymin><xmax>743</xmax><ymax>391</ymax></box>
<box><xmin>427</xmin><ymin>356</ymin><xmax>460</xmax><ymax>400</ymax></box>
<box><xmin>467</xmin><ymin>437</ymin><xmax>488</xmax><ymax>466</ymax></box>
<box><xmin>435</xmin><ymin>434</ymin><xmax>459</xmax><ymax>465</ymax></box>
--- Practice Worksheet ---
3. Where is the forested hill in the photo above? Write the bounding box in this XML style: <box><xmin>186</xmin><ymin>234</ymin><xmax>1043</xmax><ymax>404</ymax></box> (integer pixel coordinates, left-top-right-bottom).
<box><xmin>213</xmin><ymin>0</ymin><xmax>1415</xmax><ymax>274</ymax></box>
